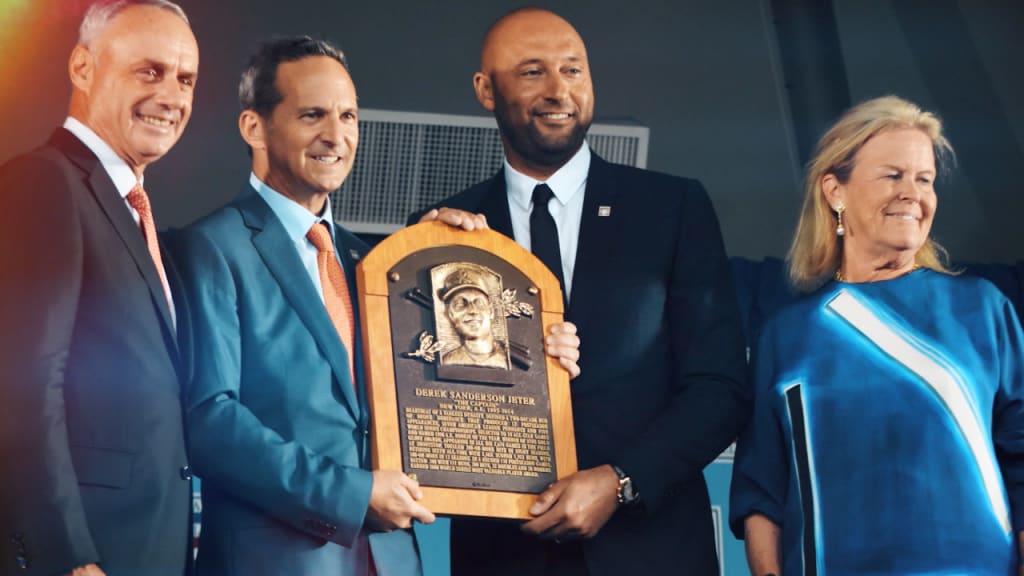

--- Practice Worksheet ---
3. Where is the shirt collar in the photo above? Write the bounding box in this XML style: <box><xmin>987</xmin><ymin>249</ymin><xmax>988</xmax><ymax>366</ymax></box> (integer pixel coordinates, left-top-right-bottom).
<box><xmin>63</xmin><ymin>116</ymin><xmax>141</xmax><ymax>199</ymax></box>
<box><xmin>505</xmin><ymin>144</ymin><xmax>591</xmax><ymax>212</ymax></box>
<box><xmin>249</xmin><ymin>172</ymin><xmax>337</xmax><ymax>244</ymax></box>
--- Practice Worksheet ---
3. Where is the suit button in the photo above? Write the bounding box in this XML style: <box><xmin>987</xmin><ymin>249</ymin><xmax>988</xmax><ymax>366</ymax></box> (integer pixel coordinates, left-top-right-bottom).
<box><xmin>180</xmin><ymin>465</ymin><xmax>192</xmax><ymax>480</ymax></box>
<box><xmin>15</xmin><ymin>554</ymin><xmax>29</xmax><ymax>570</ymax></box>
<box><xmin>362</xmin><ymin>428</ymin><xmax>369</xmax><ymax>437</ymax></box>
<box><xmin>303</xmin><ymin>519</ymin><xmax>336</xmax><ymax>538</ymax></box>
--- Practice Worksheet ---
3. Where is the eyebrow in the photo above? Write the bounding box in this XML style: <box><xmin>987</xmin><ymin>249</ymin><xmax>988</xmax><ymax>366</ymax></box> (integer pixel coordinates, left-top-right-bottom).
<box><xmin>879</xmin><ymin>164</ymin><xmax>934</xmax><ymax>173</ymax></box>
<box><xmin>135</xmin><ymin>58</ymin><xmax>197</xmax><ymax>76</ymax></box>
<box><xmin>515</xmin><ymin>55</ymin><xmax>584</xmax><ymax>66</ymax></box>
<box><xmin>133</xmin><ymin>58</ymin><xmax>163</xmax><ymax>69</ymax></box>
<box><xmin>295</xmin><ymin>104</ymin><xmax>358</xmax><ymax>115</ymax></box>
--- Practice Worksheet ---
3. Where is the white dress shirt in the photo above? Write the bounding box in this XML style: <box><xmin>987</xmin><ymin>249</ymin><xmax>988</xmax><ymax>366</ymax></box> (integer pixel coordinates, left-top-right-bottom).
<box><xmin>63</xmin><ymin>116</ymin><xmax>176</xmax><ymax>322</ymax></box>
<box><xmin>504</xmin><ymin>144</ymin><xmax>590</xmax><ymax>300</ymax></box>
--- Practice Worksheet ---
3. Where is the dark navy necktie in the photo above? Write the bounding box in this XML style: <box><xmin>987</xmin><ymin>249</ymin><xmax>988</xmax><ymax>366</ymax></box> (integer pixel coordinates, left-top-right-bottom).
<box><xmin>530</xmin><ymin>183</ymin><xmax>566</xmax><ymax>293</ymax></box>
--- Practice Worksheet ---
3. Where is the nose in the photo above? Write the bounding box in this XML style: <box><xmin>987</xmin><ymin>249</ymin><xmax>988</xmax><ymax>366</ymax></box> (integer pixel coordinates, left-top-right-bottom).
<box><xmin>898</xmin><ymin>178</ymin><xmax>925</xmax><ymax>202</ymax></box>
<box><xmin>544</xmin><ymin>72</ymin><xmax>570</xmax><ymax>101</ymax></box>
<box><xmin>154</xmin><ymin>76</ymin><xmax>190</xmax><ymax>112</ymax></box>
<box><xmin>321</xmin><ymin>115</ymin><xmax>357</xmax><ymax>151</ymax></box>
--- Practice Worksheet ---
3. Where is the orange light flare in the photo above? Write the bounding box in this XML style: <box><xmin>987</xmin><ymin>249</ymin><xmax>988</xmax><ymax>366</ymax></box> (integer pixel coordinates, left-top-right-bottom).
<box><xmin>0</xmin><ymin>0</ymin><xmax>90</xmax><ymax>158</ymax></box>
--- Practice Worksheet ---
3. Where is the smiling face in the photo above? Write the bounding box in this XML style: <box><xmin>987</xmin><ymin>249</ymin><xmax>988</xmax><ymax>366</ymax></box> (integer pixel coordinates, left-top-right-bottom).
<box><xmin>69</xmin><ymin>5</ymin><xmax>198</xmax><ymax>177</ymax></box>
<box><xmin>244</xmin><ymin>55</ymin><xmax>358</xmax><ymax>212</ymax></box>
<box><xmin>474</xmin><ymin>9</ymin><xmax>594</xmax><ymax>179</ymax></box>
<box><xmin>446</xmin><ymin>287</ymin><xmax>494</xmax><ymax>341</ymax></box>
<box><xmin>824</xmin><ymin>127</ymin><xmax>937</xmax><ymax>269</ymax></box>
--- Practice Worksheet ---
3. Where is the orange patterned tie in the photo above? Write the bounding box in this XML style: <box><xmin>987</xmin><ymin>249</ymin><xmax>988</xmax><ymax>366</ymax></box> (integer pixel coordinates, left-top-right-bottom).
<box><xmin>126</xmin><ymin>184</ymin><xmax>173</xmax><ymax>312</ymax></box>
<box><xmin>307</xmin><ymin>222</ymin><xmax>356</xmax><ymax>384</ymax></box>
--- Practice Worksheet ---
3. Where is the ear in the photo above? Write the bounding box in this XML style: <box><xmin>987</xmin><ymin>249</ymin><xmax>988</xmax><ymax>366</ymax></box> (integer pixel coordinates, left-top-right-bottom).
<box><xmin>238</xmin><ymin>110</ymin><xmax>267</xmax><ymax>151</ymax></box>
<box><xmin>821</xmin><ymin>173</ymin><xmax>845</xmax><ymax>211</ymax></box>
<box><xmin>68</xmin><ymin>45</ymin><xmax>94</xmax><ymax>92</ymax></box>
<box><xmin>473</xmin><ymin>71</ymin><xmax>495</xmax><ymax>112</ymax></box>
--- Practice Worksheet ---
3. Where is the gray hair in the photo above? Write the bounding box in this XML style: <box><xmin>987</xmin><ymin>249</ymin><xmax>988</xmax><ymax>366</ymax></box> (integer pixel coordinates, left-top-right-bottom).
<box><xmin>78</xmin><ymin>0</ymin><xmax>189</xmax><ymax>47</ymax></box>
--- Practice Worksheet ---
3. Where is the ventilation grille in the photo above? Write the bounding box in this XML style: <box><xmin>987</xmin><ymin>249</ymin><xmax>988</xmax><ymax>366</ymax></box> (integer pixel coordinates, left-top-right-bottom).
<box><xmin>331</xmin><ymin>109</ymin><xmax>649</xmax><ymax>234</ymax></box>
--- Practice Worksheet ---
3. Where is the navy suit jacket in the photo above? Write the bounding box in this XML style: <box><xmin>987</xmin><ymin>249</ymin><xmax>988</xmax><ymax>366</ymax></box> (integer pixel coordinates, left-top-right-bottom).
<box><xmin>0</xmin><ymin>129</ymin><xmax>192</xmax><ymax>576</ymax></box>
<box><xmin>171</xmin><ymin>185</ymin><xmax>423</xmax><ymax>576</ymax></box>
<box><xmin>411</xmin><ymin>154</ymin><xmax>750</xmax><ymax>575</ymax></box>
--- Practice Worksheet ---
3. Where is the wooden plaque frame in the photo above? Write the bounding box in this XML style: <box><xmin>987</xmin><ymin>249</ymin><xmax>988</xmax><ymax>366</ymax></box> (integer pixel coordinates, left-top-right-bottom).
<box><xmin>357</xmin><ymin>220</ymin><xmax>577</xmax><ymax>519</ymax></box>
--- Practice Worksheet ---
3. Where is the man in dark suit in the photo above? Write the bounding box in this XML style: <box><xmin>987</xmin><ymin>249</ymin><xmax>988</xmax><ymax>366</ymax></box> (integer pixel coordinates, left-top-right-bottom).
<box><xmin>171</xmin><ymin>36</ymin><xmax>579</xmax><ymax>576</ymax></box>
<box><xmin>410</xmin><ymin>8</ymin><xmax>750</xmax><ymax>575</ymax></box>
<box><xmin>0</xmin><ymin>1</ymin><xmax>198</xmax><ymax>575</ymax></box>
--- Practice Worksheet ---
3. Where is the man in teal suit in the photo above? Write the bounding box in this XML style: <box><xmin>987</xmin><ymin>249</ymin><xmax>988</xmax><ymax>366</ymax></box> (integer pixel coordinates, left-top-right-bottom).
<box><xmin>172</xmin><ymin>37</ymin><xmax>579</xmax><ymax>575</ymax></box>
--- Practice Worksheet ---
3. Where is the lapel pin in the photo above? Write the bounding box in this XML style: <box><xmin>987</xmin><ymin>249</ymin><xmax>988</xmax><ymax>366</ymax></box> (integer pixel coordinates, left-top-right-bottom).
<box><xmin>349</xmin><ymin>249</ymin><xmax>361</xmax><ymax>261</ymax></box>
<box><xmin>598</xmin><ymin>206</ymin><xmax>611</xmax><ymax>217</ymax></box>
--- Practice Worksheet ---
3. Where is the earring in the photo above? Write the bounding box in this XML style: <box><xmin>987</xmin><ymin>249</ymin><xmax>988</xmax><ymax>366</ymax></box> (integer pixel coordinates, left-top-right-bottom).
<box><xmin>835</xmin><ymin>204</ymin><xmax>846</xmax><ymax>237</ymax></box>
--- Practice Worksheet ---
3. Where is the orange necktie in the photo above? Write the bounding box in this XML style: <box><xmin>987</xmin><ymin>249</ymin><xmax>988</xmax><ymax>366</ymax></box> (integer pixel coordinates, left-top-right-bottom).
<box><xmin>126</xmin><ymin>184</ymin><xmax>173</xmax><ymax>312</ymax></box>
<box><xmin>307</xmin><ymin>222</ymin><xmax>356</xmax><ymax>384</ymax></box>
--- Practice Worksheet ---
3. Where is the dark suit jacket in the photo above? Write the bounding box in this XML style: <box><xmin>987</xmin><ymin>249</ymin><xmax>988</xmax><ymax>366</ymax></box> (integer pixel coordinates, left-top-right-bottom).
<box><xmin>411</xmin><ymin>153</ymin><xmax>750</xmax><ymax>575</ymax></box>
<box><xmin>0</xmin><ymin>129</ymin><xmax>192</xmax><ymax>576</ymax></box>
<box><xmin>170</xmin><ymin>185</ymin><xmax>424</xmax><ymax>576</ymax></box>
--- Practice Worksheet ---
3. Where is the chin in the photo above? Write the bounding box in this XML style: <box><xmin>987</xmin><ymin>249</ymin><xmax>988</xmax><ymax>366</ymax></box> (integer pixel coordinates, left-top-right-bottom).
<box><xmin>135</xmin><ymin>139</ymin><xmax>176</xmax><ymax>159</ymax></box>
<box><xmin>533</xmin><ymin>128</ymin><xmax>574</xmax><ymax>146</ymax></box>
<box><xmin>888</xmin><ymin>239</ymin><xmax>925</xmax><ymax>254</ymax></box>
<box><xmin>134</xmin><ymin>149</ymin><xmax>170</xmax><ymax>165</ymax></box>
<box><xmin>536</xmin><ymin>134</ymin><xmax>586</xmax><ymax>159</ymax></box>
<box><xmin>307</xmin><ymin>175</ymin><xmax>344</xmax><ymax>191</ymax></box>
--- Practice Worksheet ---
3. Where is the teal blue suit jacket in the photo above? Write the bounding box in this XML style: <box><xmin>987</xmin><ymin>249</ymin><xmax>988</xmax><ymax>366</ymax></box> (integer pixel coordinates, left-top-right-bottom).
<box><xmin>172</xmin><ymin>185</ymin><xmax>423</xmax><ymax>576</ymax></box>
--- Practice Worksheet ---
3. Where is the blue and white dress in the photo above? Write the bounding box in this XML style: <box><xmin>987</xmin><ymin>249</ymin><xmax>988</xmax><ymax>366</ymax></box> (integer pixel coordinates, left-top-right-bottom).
<box><xmin>730</xmin><ymin>269</ymin><xmax>1024</xmax><ymax>576</ymax></box>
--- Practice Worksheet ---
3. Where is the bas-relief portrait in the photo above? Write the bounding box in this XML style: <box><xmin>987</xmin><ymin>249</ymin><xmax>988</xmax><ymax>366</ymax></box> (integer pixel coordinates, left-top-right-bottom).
<box><xmin>432</xmin><ymin>263</ymin><xmax>510</xmax><ymax>370</ymax></box>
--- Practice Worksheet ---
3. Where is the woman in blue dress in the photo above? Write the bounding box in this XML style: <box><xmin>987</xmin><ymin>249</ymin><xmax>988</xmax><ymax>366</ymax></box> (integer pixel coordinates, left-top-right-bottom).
<box><xmin>730</xmin><ymin>96</ymin><xmax>1024</xmax><ymax>576</ymax></box>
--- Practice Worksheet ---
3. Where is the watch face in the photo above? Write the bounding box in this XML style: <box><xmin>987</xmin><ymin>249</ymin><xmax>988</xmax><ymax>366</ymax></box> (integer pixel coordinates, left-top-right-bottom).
<box><xmin>612</xmin><ymin>465</ymin><xmax>638</xmax><ymax>504</ymax></box>
<box><xmin>622</xmin><ymin>479</ymin><xmax>636</xmax><ymax>503</ymax></box>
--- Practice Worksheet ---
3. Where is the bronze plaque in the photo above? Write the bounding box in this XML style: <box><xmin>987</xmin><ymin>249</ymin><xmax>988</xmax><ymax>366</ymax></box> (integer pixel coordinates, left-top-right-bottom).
<box><xmin>357</xmin><ymin>221</ymin><xmax>577</xmax><ymax>519</ymax></box>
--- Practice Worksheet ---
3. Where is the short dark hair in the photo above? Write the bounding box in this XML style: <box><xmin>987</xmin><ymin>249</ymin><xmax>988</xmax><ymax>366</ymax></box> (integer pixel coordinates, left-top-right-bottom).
<box><xmin>238</xmin><ymin>36</ymin><xmax>348</xmax><ymax>118</ymax></box>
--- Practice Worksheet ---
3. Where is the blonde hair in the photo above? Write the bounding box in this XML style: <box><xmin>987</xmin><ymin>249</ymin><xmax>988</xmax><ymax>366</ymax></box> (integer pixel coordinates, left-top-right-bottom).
<box><xmin>787</xmin><ymin>96</ymin><xmax>956</xmax><ymax>292</ymax></box>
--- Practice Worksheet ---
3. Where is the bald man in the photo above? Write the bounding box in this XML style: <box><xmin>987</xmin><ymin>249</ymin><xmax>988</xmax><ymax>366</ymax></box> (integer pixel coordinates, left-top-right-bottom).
<box><xmin>0</xmin><ymin>1</ymin><xmax>197</xmax><ymax>575</ymax></box>
<box><xmin>410</xmin><ymin>8</ymin><xmax>750</xmax><ymax>575</ymax></box>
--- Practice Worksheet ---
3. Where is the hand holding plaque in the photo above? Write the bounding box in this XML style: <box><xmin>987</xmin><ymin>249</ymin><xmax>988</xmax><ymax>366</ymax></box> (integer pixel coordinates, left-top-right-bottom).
<box><xmin>357</xmin><ymin>220</ymin><xmax>578</xmax><ymax>519</ymax></box>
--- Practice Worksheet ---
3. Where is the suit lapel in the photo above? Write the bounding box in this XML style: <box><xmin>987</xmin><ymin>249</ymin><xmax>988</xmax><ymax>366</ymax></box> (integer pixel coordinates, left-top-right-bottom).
<box><xmin>478</xmin><ymin>171</ymin><xmax>514</xmax><ymax>238</ymax></box>
<box><xmin>50</xmin><ymin>130</ymin><xmax>178</xmax><ymax>354</ymax></box>
<box><xmin>236</xmin><ymin>189</ymin><xmax>361</xmax><ymax>420</ymax></box>
<box><xmin>567</xmin><ymin>155</ymin><xmax>620</xmax><ymax>325</ymax></box>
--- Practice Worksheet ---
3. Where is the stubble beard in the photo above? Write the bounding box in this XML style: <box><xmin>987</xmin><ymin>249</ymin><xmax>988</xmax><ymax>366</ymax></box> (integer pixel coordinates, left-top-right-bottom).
<box><xmin>493</xmin><ymin>101</ymin><xmax>590</xmax><ymax>171</ymax></box>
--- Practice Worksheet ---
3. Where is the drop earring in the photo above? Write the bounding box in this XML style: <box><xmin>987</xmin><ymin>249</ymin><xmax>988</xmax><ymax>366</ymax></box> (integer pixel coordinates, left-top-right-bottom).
<box><xmin>835</xmin><ymin>203</ymin><xmax>846</xmax><ymax>237</ymax></box>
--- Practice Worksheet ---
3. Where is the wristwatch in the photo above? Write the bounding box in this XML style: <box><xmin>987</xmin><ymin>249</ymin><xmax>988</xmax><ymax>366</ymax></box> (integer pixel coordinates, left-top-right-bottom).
<box><xmin>610</xmin><ymin>464</ymin><xmax>640</xmax><ymax>506</ymax></box>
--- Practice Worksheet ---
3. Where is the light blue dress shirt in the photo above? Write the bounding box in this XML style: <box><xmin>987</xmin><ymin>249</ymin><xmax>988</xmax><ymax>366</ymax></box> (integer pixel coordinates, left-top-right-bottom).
<box><xmin>250</xmin><ymin>173</ymin><xmax>343</xmax><ymax>303</ymax></box>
